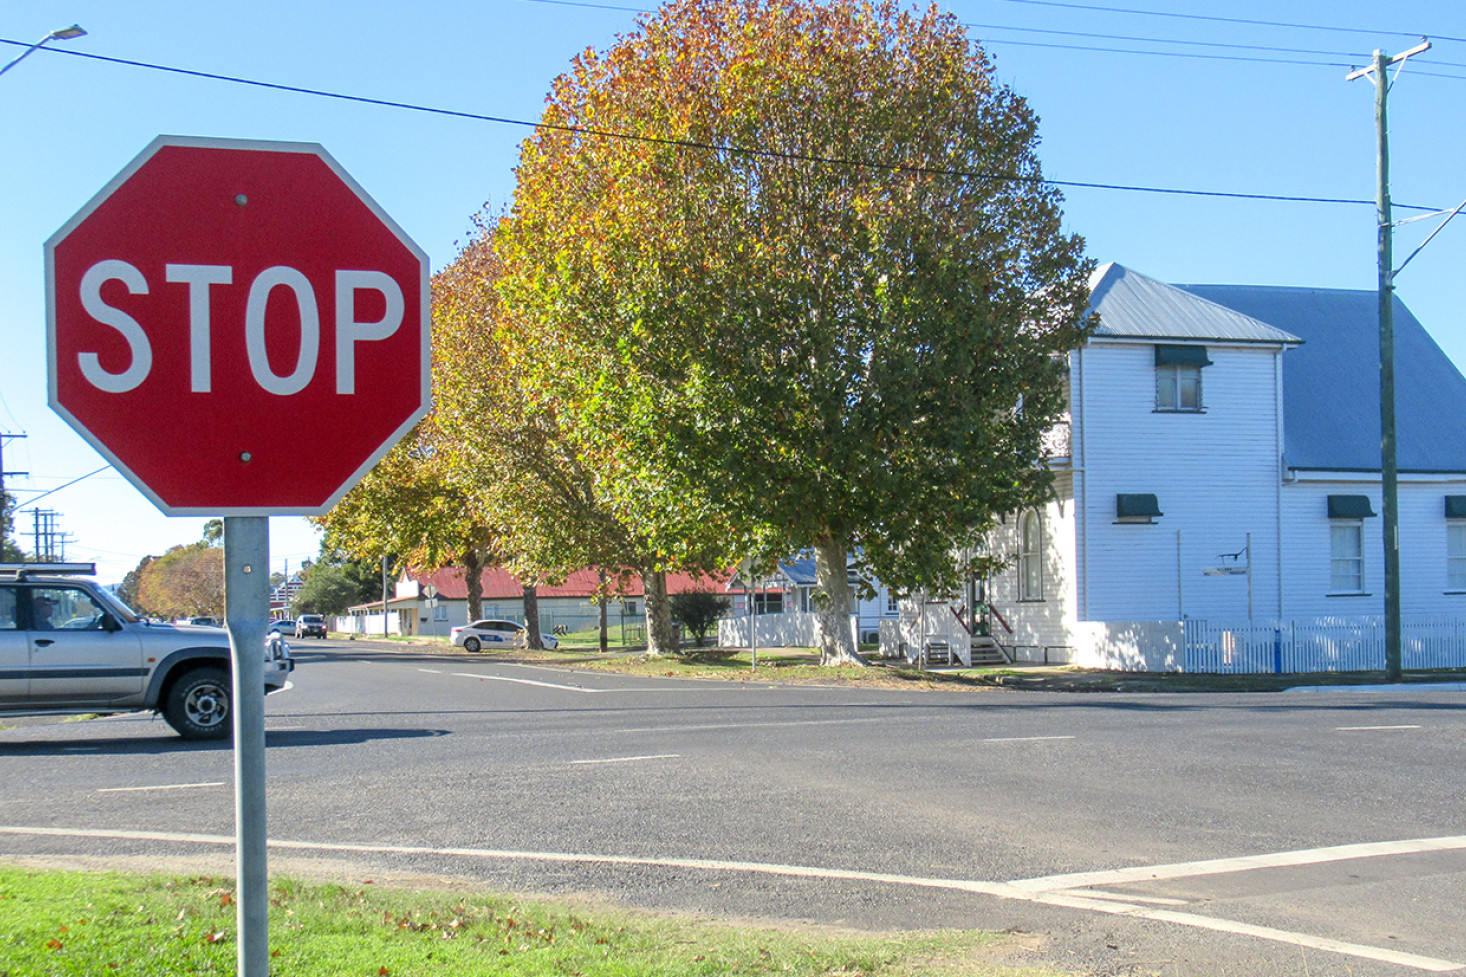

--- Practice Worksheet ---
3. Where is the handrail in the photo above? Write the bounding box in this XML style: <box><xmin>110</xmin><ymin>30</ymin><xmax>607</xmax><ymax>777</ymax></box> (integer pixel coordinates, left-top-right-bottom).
<box><xmin>987</xmin><ymin>602</ymin><xmax>1015</xmax><ymax>635</ymax></box>
<box><xmin>948</xmin><ymin>604</ymin><xmax>972</xmax><ymax>635</ymax></box>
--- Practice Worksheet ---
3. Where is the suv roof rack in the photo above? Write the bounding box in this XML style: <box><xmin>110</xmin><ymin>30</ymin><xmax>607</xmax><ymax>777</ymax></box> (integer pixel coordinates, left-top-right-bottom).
<box><xmin>0</xmin><ymin>562</ymin><xmax>97</xmax><ymax>580</ymax></box>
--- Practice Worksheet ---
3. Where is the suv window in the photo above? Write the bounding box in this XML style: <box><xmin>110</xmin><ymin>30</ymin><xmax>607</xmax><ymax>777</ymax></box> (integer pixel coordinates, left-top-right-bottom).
<box><xmin>0</xmin><ymin>586</ymin><xmax>18</xmax><ymax>630</ymax></box>
<box><xmin>30</xmin><ymin>587</ymin><xmax>108</xmax><ymax>631</ymax></box>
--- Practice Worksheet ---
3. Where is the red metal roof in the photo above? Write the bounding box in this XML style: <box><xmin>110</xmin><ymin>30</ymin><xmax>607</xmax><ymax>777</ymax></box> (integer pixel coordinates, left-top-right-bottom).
<box><xmin>404</xmin><ymin>566</ymin><xmax>728</xmax><ymax>601</ymax></box>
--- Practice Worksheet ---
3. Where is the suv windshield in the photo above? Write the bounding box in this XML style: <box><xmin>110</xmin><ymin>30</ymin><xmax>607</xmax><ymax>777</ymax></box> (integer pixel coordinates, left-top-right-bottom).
<box><xmin>94</xmin><ymin>587</ymin><xmax>140</xmax><ymax>624</ymax></box>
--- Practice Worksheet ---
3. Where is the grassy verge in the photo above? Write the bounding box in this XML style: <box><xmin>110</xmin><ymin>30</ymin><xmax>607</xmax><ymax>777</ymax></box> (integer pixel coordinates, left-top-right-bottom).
<box><xmin>0</xmin><ymin>867</ymin><xmax>1053</xmax><ymax>977</ymax></box>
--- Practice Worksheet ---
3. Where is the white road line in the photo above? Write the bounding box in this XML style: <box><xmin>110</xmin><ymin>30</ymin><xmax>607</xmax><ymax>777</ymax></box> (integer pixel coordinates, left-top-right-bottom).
<box><xmin>449</xmin><ymin>671</ymin><xmax>767</xmax><ymax>696</ymax></box>
<box><xmin>981</xmin><ymin>735</ymin><xmax>1075</xmax><ymax>743</ymax></box>
<box><xmin>98</xmin><ymin>782</ymin><xmax>225</xmax><ymax>794</ymax></box>
<box><xmin>1067</xmin><ymin>889</ymin><xmax>1190</xmax><ymax>906</ymax></box>
<box><xmin>617</xmin><ymin>717</ymin><xmax>889</xmax><ymax>734</ymax></box>
<box><xmin>2</xmin><ymin>826</ymin><xmax>1461</xmax><ymax>973</ymax></box>
<box><xmin>1030</xmin><ymin>891</ymin><xmax>1463</xmax><ymax>973</ymax></box>
<box><xmin>1007</xmin><ymin>835</ymin><xmax>1466</xmax><ymax>893</ymax></box>
<box><xmin>418</xmin><ymin>668</ymin><xmax>443</xmax><ymax>674</ymax></box>
<box><xmin>569</xmin><ymin>754</ymin><xmax>681</xmax><ymax>765</ymax></box>
<box><xmin>1337</xmin><ymin>724</ymin><xmax>1422</xmax><ymax>731</ymax></box>
<box><xmin>450</xmin><ymin>673</ymin><xmax>594</xmax><ymax>693</ymax></box>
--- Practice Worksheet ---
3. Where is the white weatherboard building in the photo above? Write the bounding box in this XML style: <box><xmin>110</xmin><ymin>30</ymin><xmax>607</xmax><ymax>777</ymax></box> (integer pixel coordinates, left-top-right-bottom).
<box><xmin>889</xmin><ymin>264</ymin><xmax>1466</xmax><ymax>672</ymax></box>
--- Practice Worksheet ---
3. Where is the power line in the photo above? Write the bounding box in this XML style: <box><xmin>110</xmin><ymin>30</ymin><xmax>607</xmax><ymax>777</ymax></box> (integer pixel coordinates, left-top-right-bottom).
<box><xmin>0</xmin><ymin>37</ymin><xmax>1444</xmax><ymax>212</ymax></box>
<box><xmin>508</xmin><ymin>0</ymin><xmax>1466</xmax><ymax>71</ymax></box>
<box><xmin>965</xmin><ymin>20</ymin><xmax>1375</xmax><ymax>61</ymax></box>
<box><xmin>510</xmin><ymin>0</ymin><xmax>1466</xmax><ymax>72</ymax></box>
<box><xmin>985</xmin><ymin>0</ymin><xmax>1466</xmax><ymax>45</ymax></box>
<box><xmin>12</xmin><ymin>466</ymin><xmax>109</xmax><ymax>511</ymax></box>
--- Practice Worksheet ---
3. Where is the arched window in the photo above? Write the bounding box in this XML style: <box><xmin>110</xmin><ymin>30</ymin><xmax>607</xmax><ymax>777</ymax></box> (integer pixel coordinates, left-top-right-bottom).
<box><xmin>1019</xmin><ymin>511</ymin><xmax>1044</xmax><ymax>601</ymax></box>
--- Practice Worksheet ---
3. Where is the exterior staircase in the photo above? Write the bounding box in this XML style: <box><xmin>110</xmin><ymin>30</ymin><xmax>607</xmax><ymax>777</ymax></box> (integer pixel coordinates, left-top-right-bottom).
<box><xmin>970</xmin><ymin>635</ymin><xmax>1011</xmax><ymax>666</ymax></box>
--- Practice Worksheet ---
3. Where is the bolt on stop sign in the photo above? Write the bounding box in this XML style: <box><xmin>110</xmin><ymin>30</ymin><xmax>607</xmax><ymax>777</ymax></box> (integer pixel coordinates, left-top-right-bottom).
<box><xmin>46</xmin><ymin>135</ymin><xmax>430</xmax><ymax>515</ymax></box>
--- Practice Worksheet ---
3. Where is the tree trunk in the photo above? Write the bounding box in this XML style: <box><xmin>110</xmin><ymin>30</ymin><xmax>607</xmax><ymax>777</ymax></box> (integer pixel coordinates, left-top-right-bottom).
<box><xmin>522</xmin><ymin>583</ymin><xmax>543</xmax><ymax>649</ymax></box>
<box><xmin>463</xmin><ymin>549</ymin><xmax>484</xmax><ymax>623</ymax></box>
<box><xmin>597</xmin><ymin>567</ymin><xmax>609</xmax><ymax>654</ymax></box>
<box><xmin>643</xmin><ymin>570</ymin><xmax>677</xmax><ymax>656</ymax></box>
<box><xmin>814</xmin><ymin>536</ymin><xmax>866</xmax><ymax>666</ymax></box>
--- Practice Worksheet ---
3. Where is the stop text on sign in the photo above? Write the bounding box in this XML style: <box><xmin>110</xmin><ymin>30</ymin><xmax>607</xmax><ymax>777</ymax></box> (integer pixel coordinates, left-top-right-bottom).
<box><xmin>78</xmin><ymin>260</ymin><xmax>404</xmax><ymax>396</ymax></box>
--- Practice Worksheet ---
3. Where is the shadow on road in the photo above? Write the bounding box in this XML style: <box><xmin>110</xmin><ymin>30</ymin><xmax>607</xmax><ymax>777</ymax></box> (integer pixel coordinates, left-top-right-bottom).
<box><xmin>0</xmin><ymin>726</ymin><xmax>449</xmax><ymax>756</ymax></box>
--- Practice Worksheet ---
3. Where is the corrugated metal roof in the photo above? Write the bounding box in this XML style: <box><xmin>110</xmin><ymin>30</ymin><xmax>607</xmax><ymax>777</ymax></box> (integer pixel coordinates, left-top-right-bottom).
<box><xmin>392</xmin><ymin>566</ymin><xmax>726</xmax><ymax>602</ymax></box>
<box><xmin>1088</xmin><ymin>263</ymin><xmax>1302</xmax><ymax>345</ymax></box>
<box><xmin>1177</xmin><ymin>283</ymin><xmax>1466</xmax><ymax>473</ymax></box>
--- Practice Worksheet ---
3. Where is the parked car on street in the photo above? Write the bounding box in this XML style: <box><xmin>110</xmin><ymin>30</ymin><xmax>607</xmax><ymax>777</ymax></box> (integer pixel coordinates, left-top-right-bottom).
<box><xmin>450</xmin><ymin>619</ymin><xmax>559</xmax><ymax>652</ymax></box>
<box><xmin>268</xmin><ymin>619</ymin><xmax>293</xmax><ymax>635</ymax></box>
<box><xmin>294</xmin><ymin>614</ymin><xmax>327</xmax><ymax>639</ymax></box>
<box><xmin>0</xmin><ymin>563</ymin><xmax>294</xmax><ymax>739</ymax></box>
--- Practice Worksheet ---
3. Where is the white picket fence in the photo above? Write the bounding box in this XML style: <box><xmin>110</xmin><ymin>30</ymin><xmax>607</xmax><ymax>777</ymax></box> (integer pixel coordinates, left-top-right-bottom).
<box><xmin>1182</xmin><ymin>616</ymin><xmax>1466</xmax><ymax>674</ymax></box>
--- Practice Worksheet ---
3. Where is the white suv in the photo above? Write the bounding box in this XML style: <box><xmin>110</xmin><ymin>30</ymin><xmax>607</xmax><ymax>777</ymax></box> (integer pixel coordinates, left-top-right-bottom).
<box><xmin>0</xmin><ymin>563</ymin><xmax>294</xmax><ymax>739</ymax></box>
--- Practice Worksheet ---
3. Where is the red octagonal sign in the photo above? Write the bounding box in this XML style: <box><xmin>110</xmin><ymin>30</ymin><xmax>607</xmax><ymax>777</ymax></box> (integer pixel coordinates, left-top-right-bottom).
<box><xmin>46</xmin><ymin>135</ymin><xmax>430</xmax><ymax>515</ymax></box>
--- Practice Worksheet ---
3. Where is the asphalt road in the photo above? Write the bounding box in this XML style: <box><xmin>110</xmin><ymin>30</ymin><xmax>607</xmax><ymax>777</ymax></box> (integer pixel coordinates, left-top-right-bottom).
<box><xmin>2</xmin><ymin>639</ymin><xmax>1465</xmax><ymax>977</ymax></box>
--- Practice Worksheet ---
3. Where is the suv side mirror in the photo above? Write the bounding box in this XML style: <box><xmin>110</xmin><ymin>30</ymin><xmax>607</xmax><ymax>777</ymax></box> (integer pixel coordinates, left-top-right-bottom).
<box><xmin>100</xmin><ymin>613</ymin><xmax>122</xmax><ymax>632</ymax></box>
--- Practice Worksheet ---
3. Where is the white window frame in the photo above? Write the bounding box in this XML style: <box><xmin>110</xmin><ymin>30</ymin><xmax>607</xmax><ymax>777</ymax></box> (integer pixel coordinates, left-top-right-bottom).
<box><xmin>1019</xmin><ymin>510</ymin><xmax>1044</xmax><ymax>601</ymax></box>
<box><xmin>1156</xmin><ymin>363</ymin><xmax>1203</xmax><ymax>412</ymax></box>
<box><xmin>1448</xmin><ymin>523</ymin><xmax>1466</xmax><ymax>592</ymax></box>
<box><xmin>1329</xmin><ymin>521</ymin><xmax>1365</xmax><ymax>594</ymax></box>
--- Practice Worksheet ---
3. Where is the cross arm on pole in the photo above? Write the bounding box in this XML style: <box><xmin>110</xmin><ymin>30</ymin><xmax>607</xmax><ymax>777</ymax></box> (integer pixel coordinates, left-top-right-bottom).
<box><xmin>1345</xmin><ymin>39</ymin><xmax>1432</xmax><ymax>81</ymax></box>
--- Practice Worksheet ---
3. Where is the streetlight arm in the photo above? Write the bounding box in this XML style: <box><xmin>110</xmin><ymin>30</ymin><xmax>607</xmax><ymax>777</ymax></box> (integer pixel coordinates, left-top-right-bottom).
<box><xmin>0</xmin><ymin>25</ymin><xmax>86</xmax><ymax>79</ymax></box>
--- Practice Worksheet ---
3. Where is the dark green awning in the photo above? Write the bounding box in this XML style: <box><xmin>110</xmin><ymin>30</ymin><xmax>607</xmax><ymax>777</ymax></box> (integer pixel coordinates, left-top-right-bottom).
<box><xmin>1155</xmin><ymin>344</ymin><xmax>1213</xmax><ymax>368</ymax></box>
<box><xmin>1328</xmin><ymin>495</ymin><xmax>1376</xmax><ymax>519</ymax></box>
<box><xmin>1117</xmin><ymin>493</ymin><xmax>1163</xmax><ymax>519</ymax></box>
<box><xmin>1446</xmin><ymin>496</ymin><xmax>1466</xmax><ymax>519</ymax></box>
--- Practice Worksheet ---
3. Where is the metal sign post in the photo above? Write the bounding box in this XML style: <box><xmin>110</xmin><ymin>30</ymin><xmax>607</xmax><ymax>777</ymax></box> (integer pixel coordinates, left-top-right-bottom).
<box><xmin>224</xmin><ymin>517</ymin><xmax>269</xmax><ymax>977</ymax></box>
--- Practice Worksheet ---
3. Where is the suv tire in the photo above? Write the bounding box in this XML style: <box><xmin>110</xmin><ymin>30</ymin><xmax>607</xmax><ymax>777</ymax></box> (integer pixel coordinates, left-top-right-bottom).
<box><xmin>164</xmin><ymin>667</ymin><xmax>232</xmax><ymax>740</ymax></box>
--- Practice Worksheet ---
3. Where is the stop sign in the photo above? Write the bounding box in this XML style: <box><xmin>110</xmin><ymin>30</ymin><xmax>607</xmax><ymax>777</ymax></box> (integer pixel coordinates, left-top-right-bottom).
<box><xmin>46</xmin><ymin>135</ymin><xmax>429</xmax><ymax>515</ymax></box>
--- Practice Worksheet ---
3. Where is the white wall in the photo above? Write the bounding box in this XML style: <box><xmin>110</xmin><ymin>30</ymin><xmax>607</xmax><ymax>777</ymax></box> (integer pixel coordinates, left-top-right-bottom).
<box><xmin>1279</xmin><ymin>477</ymin><xmax>1466</xmax><ymax>619</ymax></box>
<box><xmin>1077</xmin><ymin>341</ymin><xmax>1285</xmax><ymax>623</ymax></box>
<box><xmin>985</xmin><ymin>471</ymin><xmax>1080</xmax><ymax>661</ymax></box>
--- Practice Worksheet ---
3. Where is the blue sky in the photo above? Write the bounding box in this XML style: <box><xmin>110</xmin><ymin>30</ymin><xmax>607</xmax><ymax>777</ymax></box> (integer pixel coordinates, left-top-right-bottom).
<box><xmin>2</xmin><ymin>0</ymin><xmax>1464</xmax><ymax>583</ymax></box>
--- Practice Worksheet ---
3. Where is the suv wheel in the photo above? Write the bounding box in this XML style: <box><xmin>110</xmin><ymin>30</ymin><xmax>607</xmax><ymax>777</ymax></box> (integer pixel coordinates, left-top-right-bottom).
<box><xmin>463</xmin><ymin>636</ymin><xmax>481</xmax><ymax>653</ymax></box>
<box><xmin>163</xmin><ymin>667</ymin><xmax>232</xmax><ymax>740</ymax></box>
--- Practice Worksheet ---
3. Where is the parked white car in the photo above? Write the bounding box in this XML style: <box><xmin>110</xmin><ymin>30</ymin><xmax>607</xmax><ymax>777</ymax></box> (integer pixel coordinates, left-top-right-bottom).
<box><xmin>450</xmin><ymin>619</ymin><xmax>559</xmax><ymax>652</ymax></box>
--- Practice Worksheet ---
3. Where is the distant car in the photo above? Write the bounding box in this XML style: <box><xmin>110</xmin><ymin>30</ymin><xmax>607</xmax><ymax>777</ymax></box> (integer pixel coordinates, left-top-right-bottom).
<box><xmin>450</xmin><ymin>619</ymin><xmax>559</xmax><ymax>653</ymax></box>
<box><xmin>187</xmin><ymin>616</ymin><xmax>221</xmax><ymax>628</ymax></box>
<box><xmin>268</xmin><ymin>619</ymin><xmax>293</xmax><ymax>635</ymax></box>
<box><xmin>294</xmin><ymin>614</ymin><xmax>327</xmax><ymax>639</ymax></box>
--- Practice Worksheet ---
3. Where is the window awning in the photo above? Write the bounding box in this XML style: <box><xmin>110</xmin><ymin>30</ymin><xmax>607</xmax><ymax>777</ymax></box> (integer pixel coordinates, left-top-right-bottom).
<box><xmin>1446</xmin><ymin>496</ymin><xmax>1466</xmax><ymax>519</ymax></box>
<box><xmin>1328</xmin><ymin>494</ymin><xmax>1377</xmax><ymax>519</ymax></box>
<box><xmin>1155</xmin><ymin>344</ymin><xmax>1213</xmax><ymax>368</ymax></box>
<box><xmin>1116</xmin><ymin>493</ymin><xmax>1163</xmax><ymax>519</ymax></box>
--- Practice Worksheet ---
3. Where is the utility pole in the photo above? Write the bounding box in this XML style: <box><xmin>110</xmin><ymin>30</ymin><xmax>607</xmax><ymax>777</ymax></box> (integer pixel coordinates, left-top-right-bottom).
<box><xmin>0</xmin><ymin>433</ymin><xmax>27</xmax><ymax>558</ymax></box>
<box><xmin>1347</xmin><ymin>41</ymin><xmax>1430</xmax><ymax>682</ymax></box>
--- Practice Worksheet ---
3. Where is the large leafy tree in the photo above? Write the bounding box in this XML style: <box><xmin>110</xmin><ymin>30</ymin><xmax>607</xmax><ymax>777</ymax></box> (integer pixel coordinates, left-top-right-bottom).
<box><xmin>434</xmin><ymin>224</ymin><xmax>734</xmax><ymax>655</ymax></box>
<box><xmin>135</xmin><ymin>544</ymin><xmax>224</xmax><ymax>620</ymax></box>
<box><xmin>496</xmin><ymin>0</ymin><xmax>1093</xmax><ymax>663</ymax></box>
<box><xmin>292</xmin><ymin>557</ymin><xmax>381</xmax><ymax>617</ymax></box>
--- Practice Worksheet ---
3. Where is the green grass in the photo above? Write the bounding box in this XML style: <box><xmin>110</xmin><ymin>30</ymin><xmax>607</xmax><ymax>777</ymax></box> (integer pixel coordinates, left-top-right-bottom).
<box><xmin>0</xmin><ymin>867</ymin><xmax>1056</xmax><ymax>976</ymax></box>
<box><xmin>555</xmin><ymin>623</ymin><xmax>647</xmax><ymax>649</ymax></box>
